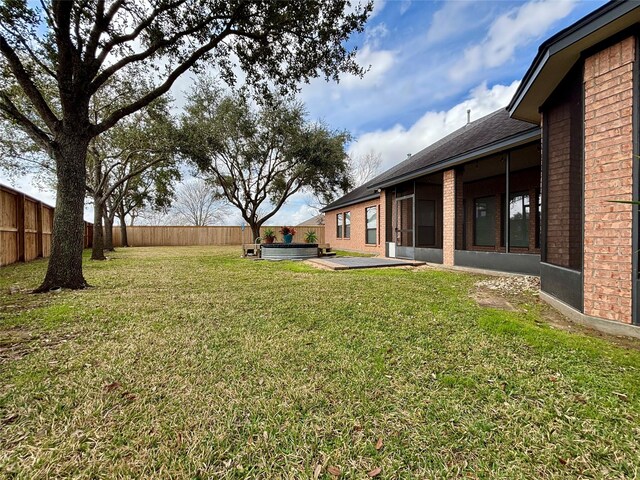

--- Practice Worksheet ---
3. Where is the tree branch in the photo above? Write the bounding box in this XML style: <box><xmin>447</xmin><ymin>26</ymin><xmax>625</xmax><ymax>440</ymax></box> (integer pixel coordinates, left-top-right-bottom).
<box><xmin>102</xmin><ymin>153</ymin><xmax>168</xmax><ymax>201</ymax></box>
<box><xmin>89</xmin><ymin>13</ymin><xmax>229</xmax><ymax>96</ymax></box>
<box><xmin>0</xmin><ymin>35</ymin><xmax>60</xmax><ymax>131</ymax></box>
<box><xmin>0</xmin><ymin>93</ymin><xmax>54</xmax><ymax>153</ymax></box>
<box><xmin>84</xmin><ymin>0</ymin><xmax>111</xmax><ymax>62</ymax></box>
<box><xmin>93</xmin><ymin>26</ymin><xmax>233</xmax><ymax>135</ymax></box>
<box><xmin>94</xmin><ymin>0</ymin><xmax>187</xmax><ymax>67</ymax></box>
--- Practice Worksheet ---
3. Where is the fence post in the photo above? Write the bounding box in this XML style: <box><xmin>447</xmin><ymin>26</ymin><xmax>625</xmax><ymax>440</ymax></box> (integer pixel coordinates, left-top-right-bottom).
<box><xmin>36</xmin><ymin>201</ymin><xmax>44</xmax><ymax>258</ymax></box>
<box><xmin>16</xmin><ymin>193</ymin><xmax>25</xmax><ymax>263</ymax></box>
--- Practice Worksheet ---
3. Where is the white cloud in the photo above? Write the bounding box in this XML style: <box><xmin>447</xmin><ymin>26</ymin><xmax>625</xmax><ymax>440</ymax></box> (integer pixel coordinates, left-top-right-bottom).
<box><xmin>450</xmin><ymin>0</ymin><xmax>577</xmax><ymax>80</ymax></box>
<box><xmin>399</xmin><ymin>0</ymin><xmax>411</xmax><ymax>15</ymax></box>
<box><xmin>347</xmin><ymin>80</ymin><xmax>521</xmax><ymax>171</ymax></box>
<box><xmin>366</xmin><ymin>22</ymin><xmax>389</xmax><ymax>48</ymax></box>
<box><xmin>426</xmin><ymin>1</ymin><xmax>492</xmax><ymax>45</ymax></box>
<box><xmin>370</xmin><ymin>0</ymin><xmax>387</xmax><ymax>20</ymax></box>
<box><xmin>266</xmin><ymin>191</ymin><xmax>317</xmax><ymax>226</ymax></box>
<box><xmin>340</xmin><ymin>44</ymin><xmax>396</xmax><ymax>89</ymax></box>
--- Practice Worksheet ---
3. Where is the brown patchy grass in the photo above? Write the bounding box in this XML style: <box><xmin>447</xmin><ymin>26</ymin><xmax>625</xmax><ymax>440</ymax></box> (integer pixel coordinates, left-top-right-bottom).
<box><xmin>1</xmin><ymin>246</ymin><xmax>640</xmax><ymax>478</ymax></box>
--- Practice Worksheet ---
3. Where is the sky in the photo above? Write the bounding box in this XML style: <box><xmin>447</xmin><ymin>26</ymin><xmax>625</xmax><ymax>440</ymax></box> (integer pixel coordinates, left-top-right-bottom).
<box><xmin>1</xmin><ymin>0</ymin><xmax>608</xmax><ymax>226</ymax></box>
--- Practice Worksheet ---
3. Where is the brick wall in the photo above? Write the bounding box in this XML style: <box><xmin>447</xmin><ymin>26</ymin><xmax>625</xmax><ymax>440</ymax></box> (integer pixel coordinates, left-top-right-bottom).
<box><xmin>324</xmin><ymin>197</ymin><xmax>385</xmax><ymax>255</ymax></box>
<box><xmin>544</xmin><ymin>65</ymin><xmax>583</xmax><ymax>270</ymax></box>
<box><xmin>583</xmin><ymin>36</ymin><xmax>635</xmax><ymax>323</ymax></box>
<box><xmin>443</xmin><ymin>169</ymin><xmax>455</xmax><ymax>265</ymax></box>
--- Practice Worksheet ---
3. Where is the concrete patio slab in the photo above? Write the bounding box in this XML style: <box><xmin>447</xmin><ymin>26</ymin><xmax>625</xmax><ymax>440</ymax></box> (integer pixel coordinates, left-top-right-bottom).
<box><xmin>307</xmin><ymin>256</ymin><xmax>425</xmax><ymax>270</ymax></box>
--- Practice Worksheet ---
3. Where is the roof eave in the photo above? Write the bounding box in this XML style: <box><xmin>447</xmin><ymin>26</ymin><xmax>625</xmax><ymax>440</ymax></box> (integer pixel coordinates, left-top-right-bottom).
<box><xmin>509</xmin><ymin>1</ymin><xmax>640</xmax><ymax>123</ymax></box>
<box><xmin>320</xmin><ymin>192</ymin><xmax>380</xmax><ymax>213</ymax></box>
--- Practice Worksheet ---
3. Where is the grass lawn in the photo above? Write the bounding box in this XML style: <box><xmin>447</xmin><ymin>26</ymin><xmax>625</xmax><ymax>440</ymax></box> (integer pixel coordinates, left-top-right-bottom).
<box><xmin>1</xmin><ymin>246</ymin><xmax>640</xmax><ymax>478</ymax></box>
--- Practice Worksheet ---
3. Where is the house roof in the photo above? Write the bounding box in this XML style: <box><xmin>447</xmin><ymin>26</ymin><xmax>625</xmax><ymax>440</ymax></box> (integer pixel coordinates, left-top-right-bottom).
<box><xmin>369</xmin><ymin>108</ymin><xmax>539</xmax><ymax>188</ymax></box>
<box><xmin>321</xmin><ymin>108</ymin><xmax>539</xmax><ymax>212</ymax></box>
<box><xmin>509</xmin><ymin>0</ymin><xmax>640</xmax><ymax>123</ymax></box>
<box><xmin>320</xmin><ymin>181</ymin><xmax>381</xmax><ymax>213</ymax></box>
<box><xmin>297</xmin><ymin>213</ymin><xmax>325</xmax><ymax>226</ymax></box>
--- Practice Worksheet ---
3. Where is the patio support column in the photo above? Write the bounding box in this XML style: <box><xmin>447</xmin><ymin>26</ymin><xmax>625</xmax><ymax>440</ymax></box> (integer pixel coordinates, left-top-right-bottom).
<box><xmin>505</xmin><ymin>152</ymin><xmax>510</xmax><ymax>253</ymax></box>
<box><xmin>443</xmin><ymin>169</ymin><xmax>456</xmax><ymax>266</ymax></box>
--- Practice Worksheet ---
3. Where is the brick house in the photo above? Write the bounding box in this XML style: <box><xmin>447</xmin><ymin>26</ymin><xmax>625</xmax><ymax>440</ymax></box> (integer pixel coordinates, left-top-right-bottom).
<box><xmin>322</xmin><ymin>1</ymin><xmax>640</xmax><ymax>337</ymax></box>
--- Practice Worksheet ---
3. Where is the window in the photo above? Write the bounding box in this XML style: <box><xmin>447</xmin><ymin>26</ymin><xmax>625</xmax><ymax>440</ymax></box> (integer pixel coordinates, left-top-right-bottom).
<box><xmin>337</xmin><ymin>213</ymin><xmax>343</xmax><ymax>238</ymax></box>
<box><xmin>509</xmin><ymin>192</ymin><xmax>530</xmax><ymax>248</ymax></box>
<box><xmin>344</xmin><ymin>212</ymin><xmax>351</xmax><ymax>239</ymax></box>
<box><xmin>474</xmin><ymin>196</ymin><xmax>496</xmax><ymax>246</ymax></box>
<box><xmin>366</xmin><ymin>206</ymin><xmax>377</xmax><ymax>244</ymax></box>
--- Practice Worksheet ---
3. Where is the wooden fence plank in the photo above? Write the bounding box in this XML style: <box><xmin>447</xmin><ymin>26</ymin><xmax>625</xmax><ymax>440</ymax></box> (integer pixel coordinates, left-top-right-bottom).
<box><xmin>0</xmin><ymin>184</ymin><xmax>92</xmax><ymax>267</ymax></box>
<box><xmin>16</xmin><ymin>193</ymin><xmax>25</xmax><ymax>262</ymax></box>
<box><xmin>36</xmin><ymin>201</ymin><xmax>44</xmax><ymax>258</ymax></box>
<box><xmin>111</xmin><ymin>225</ymin><xmax>325</xmax><ymax>248</ymax></box>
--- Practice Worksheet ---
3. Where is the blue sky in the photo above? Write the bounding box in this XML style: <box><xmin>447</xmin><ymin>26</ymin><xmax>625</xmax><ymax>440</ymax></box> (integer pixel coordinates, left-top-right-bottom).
<box><xmin>1</xmin><ymin>0</ymin><xmax>608</xmax><ymax>226</ymax></box>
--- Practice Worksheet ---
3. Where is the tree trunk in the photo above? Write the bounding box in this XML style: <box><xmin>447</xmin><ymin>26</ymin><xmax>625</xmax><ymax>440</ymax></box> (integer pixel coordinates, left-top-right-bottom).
<box><xmin>35</xmin><ymin>135</ymin><xmax>90</xmax><ymax>292</ymax></box>
<box><xmin>118</xmin><ymin>209</ymin><xmax>129</xmax><ymax>247</ymax></box>
<box><xmin>103</xmin><ymin>207</ymin><xmax>115</xmax><ymax>251</ymax></box>
<box><xmin>250</xmin><ymin>222</ymin><xmax>262</xmax><ymax>242</ymax></box>
<box><xmin>91</xmin><ymin>195</ymin><xmax>106</xmax><ymax>260</ymax></box>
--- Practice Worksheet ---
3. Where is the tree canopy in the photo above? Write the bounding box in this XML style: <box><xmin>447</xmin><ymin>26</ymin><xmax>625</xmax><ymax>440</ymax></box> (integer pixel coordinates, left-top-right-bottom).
<box><xmin>180</xmin><ymin>80</ymin><xmax>352</xmax><ymax>239</ymax></box>
<box><xmin>0</xmin><ymin>0</ymin><xmax>372</xmax><ymax>290</ymax></box>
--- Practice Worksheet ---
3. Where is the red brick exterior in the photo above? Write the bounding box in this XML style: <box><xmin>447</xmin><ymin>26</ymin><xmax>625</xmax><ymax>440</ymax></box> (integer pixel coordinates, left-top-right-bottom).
<box><xmin>544</xmin><ymin>65</ymin><xmax>584</xmax><ymax>270</ymax></box>
<box><xmin>443</xmin><ymin>169</ymin><xmax>456</xmax><ymax>266</ymax></box>
<box><xmin>324</xmin><ymin>194</ymin><xmax>385</xmax><ymax>255</ymax></box>
<box><xmin>583</xmin><ymin>36</ymin><xmax>635</xmax><ymax>323</ymax></box>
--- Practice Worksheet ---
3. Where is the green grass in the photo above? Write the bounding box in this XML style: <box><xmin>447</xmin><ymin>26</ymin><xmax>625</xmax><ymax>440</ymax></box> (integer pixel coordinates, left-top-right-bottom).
<box><xmin>1</xmin><ymin>246</ymin><xmax>639</xmax><ymax>478</ymax></box>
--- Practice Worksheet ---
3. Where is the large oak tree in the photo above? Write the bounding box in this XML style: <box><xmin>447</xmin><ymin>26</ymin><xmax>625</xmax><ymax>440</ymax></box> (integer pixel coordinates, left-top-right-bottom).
<box><xmin>0</xmin><ymin>0</ymin><xmax>371</xmax><ymax>291</ymax></box>
<box><xmin>180</xmin><ymin>81</ymin><xmax>352</xmax><ymax>240</ymax></box>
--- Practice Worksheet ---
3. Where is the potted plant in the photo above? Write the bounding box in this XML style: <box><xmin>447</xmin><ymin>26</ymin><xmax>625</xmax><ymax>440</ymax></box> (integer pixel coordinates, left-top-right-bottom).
<box><xmin>262</xmin><ymin>228</ymin><xmax>276</xmax><ymax>244</ymax></box>
<box><xmin>280</xmin><ymin>226</ymin><xmax>296</xmax><ymax>244</ymax></box>
<box><xmin>304</xmin><ymin>230</ymin><xmax>318</xmax><ymax>243</ymax></box>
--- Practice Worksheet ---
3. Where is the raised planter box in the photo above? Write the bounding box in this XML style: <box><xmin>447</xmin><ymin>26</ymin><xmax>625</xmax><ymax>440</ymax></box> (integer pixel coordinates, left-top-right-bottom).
<box><xmin>260</xmin><ymin>243</ymin><xmax>318</xmax><ymax>260</ymax></box>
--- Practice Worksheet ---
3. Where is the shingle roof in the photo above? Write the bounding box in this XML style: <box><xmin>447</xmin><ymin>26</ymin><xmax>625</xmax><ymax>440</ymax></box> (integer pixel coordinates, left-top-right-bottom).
<box><xmin>321</xmin><ymin>108</ymin><xmax>539</xmax><ymax>212</ymax></box>
<box><xmin>370</xmin><ymin>108</ymin><xmax>538</xmax><ymax>186</ymax></box>
<box><xmin>320</xmin><ymin>181</ymin><xmax>380</xmax><ymax>212</ymax></box>
<box><xmin>296</xmin><ymin>213</ymin><xmax>325</xmax><ymax>226</ymax></box>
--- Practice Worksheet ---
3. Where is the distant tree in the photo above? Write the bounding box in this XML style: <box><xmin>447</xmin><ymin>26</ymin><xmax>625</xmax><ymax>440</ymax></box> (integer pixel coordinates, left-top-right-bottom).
<box><xmin>349</xmin><ymin>150</ymin><xmax>382</xmax><ymax>186</ymax></box>
<box><xmin>0</xmin><ymin>0</ymin><xmax>371</xmax><ymax>291</ymax></box>
<box><xmin>86</xmin><ymin>96</ymin><xmax>178</xmax><ymax>260</ymax></box>
<box><xmin>180</xmin><ymin>82</ymin><xmax>352</xmax><ymax>239</ymax></box>
<box><xmin>108</xmin><ymin>164</ymin><xmax>180</xmax><ymax>247</ymax></box>
<box><xmin>172</xmin><ymin>179</ymin><xmax>229</xmax><ymax>226</ymax></box>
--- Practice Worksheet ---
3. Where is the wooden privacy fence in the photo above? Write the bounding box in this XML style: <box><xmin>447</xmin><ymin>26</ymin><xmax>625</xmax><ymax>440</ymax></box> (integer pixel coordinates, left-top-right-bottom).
<box><xmin>112</xmin><ymin>225</ymin><xmax>325</xmax><ymax>247</ymax></box>
<box><xmin>1</xmin><ymin>184</ymin><xmax>93</xmax><ymax>267</ymax></box>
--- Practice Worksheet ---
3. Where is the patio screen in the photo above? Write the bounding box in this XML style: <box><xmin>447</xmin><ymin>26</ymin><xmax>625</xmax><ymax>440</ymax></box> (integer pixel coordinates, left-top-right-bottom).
<box><xmin>416</xmin><ymin>199</ymin><xmax>436</xmax><ymax>247</ymax></box>
<box><xmin>474</xmin><ymin>196</ymin><xmax>496</xmax><ymax>246</ymax></box>
<box><xmin>509</xmin><ymin>193</ymin><xmax>530</xmax><ymax>248</ymax></box>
